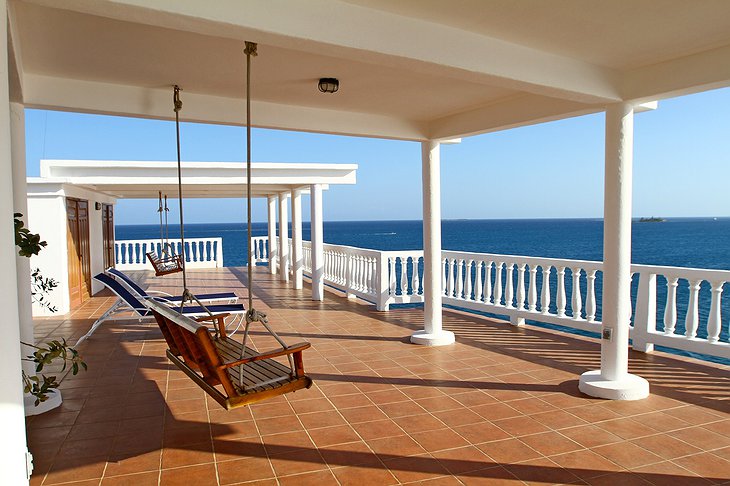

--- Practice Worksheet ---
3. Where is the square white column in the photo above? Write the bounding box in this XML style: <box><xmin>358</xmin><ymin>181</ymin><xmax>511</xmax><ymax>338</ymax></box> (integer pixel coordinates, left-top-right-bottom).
<box><xmin>291</xmin><ymin>188</ymin><xmax>303</xmax><ymax>289</ymax></box>
<box><xmin>310</xmin><ymin>184</ymin><xmax>324</xmax><ymax>301</ymax></box>
<box><xmin>0</xmin><ymin>1</ymin><xmax>34</xmax><ymax>480</ymax></box>
<box><xmin>267</xmin><ymin>195</ymin><xmax>278</xmax><ymax>274</ymax></box>
<box><xmin>278</xmin><ymin>192</ymin><xmax>289</xmax><ymax>282</ymax></box>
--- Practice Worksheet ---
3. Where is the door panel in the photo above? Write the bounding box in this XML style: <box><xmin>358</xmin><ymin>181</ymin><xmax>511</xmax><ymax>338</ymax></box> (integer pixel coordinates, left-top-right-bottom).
<box><xmin>66</xmin><ymin>198</ymin><xmax>92</xmax><ymax>308</ymax></box>
<box><xmin>102</xmin><ymin>204</ymin><xmax>115</xmax><ymax>269</ymax></box>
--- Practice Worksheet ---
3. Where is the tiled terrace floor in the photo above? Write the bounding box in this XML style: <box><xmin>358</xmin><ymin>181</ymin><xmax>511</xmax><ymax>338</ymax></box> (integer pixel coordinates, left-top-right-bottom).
<box><xmin>27</xmin><ymin>267</ymin><xmax>730</xmax><ymax>485</ymax></box>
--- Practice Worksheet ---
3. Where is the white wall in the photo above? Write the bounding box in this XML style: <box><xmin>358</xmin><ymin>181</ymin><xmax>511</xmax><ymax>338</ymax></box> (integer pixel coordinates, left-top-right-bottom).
<box><xmin>26</xmin><ymin>183</ymin><xmax>115</xmax><ymax>316</ymax></box>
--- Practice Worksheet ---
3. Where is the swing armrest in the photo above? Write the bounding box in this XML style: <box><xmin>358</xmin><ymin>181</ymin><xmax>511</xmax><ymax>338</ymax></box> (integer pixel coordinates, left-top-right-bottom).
<box><xmin>219</xmin><ymin>342</ymin><xmax>311</xmax><ymax>369</ymax></box>
<box><xmin>196</xmin><ymin>313</ymin><xmax>230</xmax><ymax>337</ymax></box>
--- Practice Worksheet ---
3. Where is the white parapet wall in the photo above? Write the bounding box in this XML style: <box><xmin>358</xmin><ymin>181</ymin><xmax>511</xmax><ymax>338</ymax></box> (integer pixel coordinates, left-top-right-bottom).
<box><xmin>26</xmin><ymin>182</ymin><xmax>116</xmax><ymax>316</ymax></box>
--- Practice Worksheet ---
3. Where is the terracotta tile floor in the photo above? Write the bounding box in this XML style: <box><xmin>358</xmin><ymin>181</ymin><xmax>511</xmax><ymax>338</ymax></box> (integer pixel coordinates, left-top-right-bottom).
<box><xmin>26</xmin><ymin>267</ymin><xmax>730</xmax><ymax>485</ymax></box>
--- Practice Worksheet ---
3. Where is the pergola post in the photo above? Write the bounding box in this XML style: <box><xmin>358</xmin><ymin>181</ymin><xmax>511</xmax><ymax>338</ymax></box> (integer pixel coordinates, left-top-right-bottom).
<box><xmin>291</xmin><ymin>188</ymin><xmax>303</xmax><ymax>289</ymax></box>
<box><xmin>267</xmin><ymin>195</ymin><xmax>278</xmax><ymax>274</ymax></box>
<box><xmin>0</xmin><ymin>2</ymin><xmax>33</xmax><ymax>481</ymax></box>
<box><xmin>278</xmin><ymin>192</ymin><xmax>289</xmax><ymax>282</ymax></box>
<box><xmin>579</xmin><ymin>103</ymin><xmax>649</xmax><ymax>400</ymax></box>
<box><xmin>411</xmin><ymin>140</ymin><xmax>454</xmax><ymax>346</ymax></box>
<box><xmin>310</xmin><ymin>184</ymin><xmax>324</xmax><ymax>301</ymax></box>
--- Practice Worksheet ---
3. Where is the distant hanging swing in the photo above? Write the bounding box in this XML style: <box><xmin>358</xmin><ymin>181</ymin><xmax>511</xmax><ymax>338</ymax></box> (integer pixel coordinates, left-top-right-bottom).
<box><xmin>145</xmin><ymin>46</ymin><xmax>312</xmax><ymax>409</ymax></box>
<box><xmin>145</xmin><ymin>99</ymin><xmax>185</xmax><ymax>276</ymax></box>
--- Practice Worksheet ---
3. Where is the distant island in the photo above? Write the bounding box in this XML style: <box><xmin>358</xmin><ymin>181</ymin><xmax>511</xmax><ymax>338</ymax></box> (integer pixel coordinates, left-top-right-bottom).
<box><xmin>639</xmin><ymin>216</ymin><xmax>666</xmax><ymax>223</ymax></box>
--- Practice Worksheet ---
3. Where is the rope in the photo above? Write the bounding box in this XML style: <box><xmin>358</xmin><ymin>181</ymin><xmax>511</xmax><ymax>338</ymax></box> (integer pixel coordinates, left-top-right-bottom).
<box><xmin>239</xmin><ymin>42</ymin><xmax>294</xmax><ymax>387</ymax></box>
<box><xmin>171</xmin><ymin>85</ymin><xmax>216</xmax><ymax>325</ymax></box>
<box><xmin>157</xmin><ymin>191</ymin><xmax>165</xmax><ymax>255</ymax></box>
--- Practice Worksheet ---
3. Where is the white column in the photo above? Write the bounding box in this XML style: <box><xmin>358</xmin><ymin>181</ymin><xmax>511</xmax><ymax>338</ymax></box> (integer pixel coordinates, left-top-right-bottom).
<box><xmin>278</xmin><ymin>192</ymin><xmax>289</xmax><ymax>282</ymax></box>
<box><xmin>411</xmin><ymin>140</ymin><xmax>455</xmax><ymax>346</ymax></box>
<box><xmin>310</xmin><ymin>184</ymin><xmax>324</xmax><ymax>301</ymax></box>
<box><xmin>579</xmin><ymin>103</ymin><xmax>649</xmax><ymax>400</ymax></box>
<box><xmin>291</xmin><ymin>188</ymin><xmax>303</xmax><ymax>289</ymax></box>
<box><xmin>11</xmin><ymin>103</ymin><xmax>63</xmax><ymax>415</ymax></box>
<box><xmin>267</xmin><ymin>195</ymin><xmax>278</xmax><ymax>274</ymax></box>
<box><xmin>0</xmin><ymin>1</ymin><xmax>33</xmax><ymax>480</ymax></box>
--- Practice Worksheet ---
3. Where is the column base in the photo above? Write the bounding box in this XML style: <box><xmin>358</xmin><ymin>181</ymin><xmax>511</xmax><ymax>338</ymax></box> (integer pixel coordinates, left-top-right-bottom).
<box><xmin>24</xmin><ymin>390</ymin><xmax>63</xmax><ymax>416</ymax></box>
<box><xmin>410</xmin><ymin>329</ymin><xmax>455</xmax><ymax>346</ymax></box>
<box><xmin>579</xmin><ymin>370</ymin><xmax>650</xmax><ymax>400</ymax></box>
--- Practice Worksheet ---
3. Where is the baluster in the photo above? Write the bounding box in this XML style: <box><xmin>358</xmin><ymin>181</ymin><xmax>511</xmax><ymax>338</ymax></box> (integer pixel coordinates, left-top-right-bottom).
<box><xmin>389</xmin><ymin>257</ymin><xmax>396</xmax><ymax>295</ymax></box>
<box><xmin>541</xmin><ymin>265</ymin><xmax>552</xmax><ymax>314</ymax></box>
<box><xmin>359</xmin><ymin>256</ymin><xmax>366</xmax><ymax>291</ymax></box>
<box><xmin>572</xmin><ymin>267</ymin><xmax>583</xmax><ymax>320</ymax></box>
<box><xmin>556</xmin><ymin>266</ymin><xmax>566</xmax><ymax>317</ymax></box>
<box><xmin>493</xmin><ymin>262</ymin><xmax>503</xmax><ymax>306</ymax></box>
<box><xmin>484</xmin><ymin>261</ymin><xmax>493</xmax><ymax>303</ymax></box>
<box><xmin>585</xmin><ymin>270</ymin><xmax>597</xmax><ymax>322</ymax></box>
<box><xmin>528</xmin><ymin>265</ymin><xmax>537</xmax><ymax>312</ymax></box>
<box><xmin>463</xmin><ymin>260</ymin><xmax>473</xmax><ymax>300</ymax></box>
<box><xmin>441</xmin><ymin>258</ymin><xmax>447</xmax><ymax>295</ymax></box>
<box><xmin>395</xmin><ymin>257</ymin><xmax>403</xmax><ymax>295</ymax></box>
<box><xmin>664</xmin><ymin>276</ymin><xmax>678</xmax><ymax>334</ymax></box>
<box><xmin>474</xmin><ymin>261</ymin><xmax>483</xmax><ymax>303</ymax></box>
<box><xmin>516</xmin><ymin>263</ymin><xmax>526</xmax><ymax>310</ymax></box>
<box><xmin>504</xmin><ymin>263</ymin><xmax>514</xmax><ymax>308</ymax></box>
<box><xmin>446</xmin><ymin>259</ymin><xmax>455</xmax><ymax>298</ymax></box>
<box><xmin>355</xmin><ymin>255</ymin><xmax>362</xmax><ymax>291</ymax></box>
<box><xmin>365</xmin><ymin>257</ymin><xmax>375</xmax><ymax>294</ymax></box>
<box><xmin>412</xmin><ymin>256</ymin><xmax>420</xmax><ymax>295</ymax></box>
<box><xmin>685</xmin><ymin>279</ymin><xmax>701</xmax><ymax>338</ymax></box>
<box><xmin>455</xmin><ymin>259</ymin><xmax>465</xmax><ymax>299</ymax></box>
<box><xmin>707</xmin><ymin>281</ymin><xmax>724</xmax><ymax>343</ymax></box>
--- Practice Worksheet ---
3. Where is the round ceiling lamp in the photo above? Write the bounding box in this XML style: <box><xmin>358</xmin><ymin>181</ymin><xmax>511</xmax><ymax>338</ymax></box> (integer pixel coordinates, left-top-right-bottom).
<box><xmin>318</xmin><ymin>78</ymin><xmax>339</xmax><ymax>93</ymax></box>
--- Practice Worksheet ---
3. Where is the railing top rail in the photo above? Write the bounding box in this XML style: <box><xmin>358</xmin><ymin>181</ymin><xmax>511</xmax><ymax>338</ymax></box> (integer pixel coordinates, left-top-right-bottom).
<box><xmin>116</xmin><ymin>237</ymin><xmax>222</xmax><ymax>243</ymax></box>
<box><xmin>442</xmin><ymin>250</ymin><xmax>604</xmax><ymax>271</ymax></box>
<box><xmin>630</xmin><ymin>263</ymin><xmax>730</xmax><ymax>281</ymax></box>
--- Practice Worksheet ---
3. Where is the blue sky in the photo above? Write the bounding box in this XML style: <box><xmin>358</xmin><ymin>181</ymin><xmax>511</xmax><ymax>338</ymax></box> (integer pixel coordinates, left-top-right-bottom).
<box><xmin>25</xmin><ymin>87</ymin><xmax>730</xmax><ymax>225</ymax></box>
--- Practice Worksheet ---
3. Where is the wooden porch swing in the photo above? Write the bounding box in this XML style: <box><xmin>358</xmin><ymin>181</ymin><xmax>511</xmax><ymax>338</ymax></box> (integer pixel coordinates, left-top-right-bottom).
<box><xmin>146</xmin><ymin>191</ymin><xmax>183</xmax><ymax>276</ymax></box>
<box><xmin>144</xmin><ymin>41</ymin><xmax>312</xmax><ymax>409</ymax></box>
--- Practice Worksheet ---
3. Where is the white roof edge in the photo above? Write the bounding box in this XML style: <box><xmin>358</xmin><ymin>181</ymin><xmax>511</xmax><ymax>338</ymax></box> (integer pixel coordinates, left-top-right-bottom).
<box><xmin>40</xmin><ymin>160</ymin><xmax>359</xmax><ymax>170</ymax></box>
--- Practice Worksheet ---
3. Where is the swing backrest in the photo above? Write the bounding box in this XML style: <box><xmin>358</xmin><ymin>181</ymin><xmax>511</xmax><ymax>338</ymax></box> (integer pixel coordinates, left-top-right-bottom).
<box><xmin>146</xmin><ymin>299</ymin><xmax>236</xmax><ymax>390</ymax></box>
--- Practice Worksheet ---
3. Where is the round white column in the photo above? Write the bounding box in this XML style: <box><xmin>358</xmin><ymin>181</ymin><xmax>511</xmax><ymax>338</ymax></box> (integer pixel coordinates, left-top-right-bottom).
<box><xmin>411</xmin><ymin>140</ymin><xmax>454</xmax><ymax>346</ymax></box>
<box><xmin>10</xmin><ymin>103</ymin><xmax>63</xmax><ymax>414</ymax></box>
<box><xmin>291</xmin><ymin>188</ymin><xmax>303</xmax><ymax>289</ymax></box>
<box><xmin>278</xmin><ymin>192</ymin><xmax>289</xmax><ymax>282</ymax></box>
<box><xmin>0</xmin><ymin>4</ymin><xmax>34</xmax><ymax>479</ymax></box>
<box><xmin>579</xmin><ymin>103</ymin><xmax>649</xmax><ymax>400</ymax></box>
<box><xmin>267</xmin><ymin>195</ymin><xmax>278</xmax><ymax>274</ymax></box>
<box><xmin>310</xmin><ymin>184</ymin><xmax>324</xmax><ymax>301</ymax></box>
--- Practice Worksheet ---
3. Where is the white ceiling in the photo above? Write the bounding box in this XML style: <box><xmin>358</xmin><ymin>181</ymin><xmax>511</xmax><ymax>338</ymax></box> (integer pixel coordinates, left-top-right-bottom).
<box><xmin>343</xmin><ymin>0</ymin><xmax>730</xmax><ymax>70</ymax></box>
<box><xmin>10</xmin><ymin>0</ymin><xmax>730</xmax><ymax>141</ymax></box>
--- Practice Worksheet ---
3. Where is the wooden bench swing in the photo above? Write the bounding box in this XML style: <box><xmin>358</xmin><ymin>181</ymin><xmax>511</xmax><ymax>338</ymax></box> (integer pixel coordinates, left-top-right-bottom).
<box><xmin>146</xmin><ymin>192</ymin><xmax>184</xmax><ymax>276</ymax></box>
<box><xmin>146</xmin><ymin>299</ymin><xmax>312</xmax><ymax>409</ymax></box>
<box><xmin>146</xmin><ymin>48</ymin><xmax>313</xmax><ymax>410</ymax></box>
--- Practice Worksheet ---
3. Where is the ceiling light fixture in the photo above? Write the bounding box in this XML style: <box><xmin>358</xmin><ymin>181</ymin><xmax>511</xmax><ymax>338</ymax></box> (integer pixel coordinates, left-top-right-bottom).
<box><xmin>318</xmin><ymin>78</ymin><xmax>339</xmax><ymax>93</ymax></box>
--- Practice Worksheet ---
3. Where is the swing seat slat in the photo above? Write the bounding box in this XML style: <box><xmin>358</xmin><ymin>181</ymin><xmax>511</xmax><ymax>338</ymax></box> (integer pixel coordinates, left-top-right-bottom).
<box><xmin>146</xmin><ymin>299</ymin><xmax>312</xmax><ymax>410</ymax></box>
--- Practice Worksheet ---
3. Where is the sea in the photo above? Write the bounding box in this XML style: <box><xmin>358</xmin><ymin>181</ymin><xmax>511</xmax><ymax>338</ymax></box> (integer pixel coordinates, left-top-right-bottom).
<box><xmin>117</xmin><ymin>218</ymin><xmax>730</xmax><ymax>364</ymax></box>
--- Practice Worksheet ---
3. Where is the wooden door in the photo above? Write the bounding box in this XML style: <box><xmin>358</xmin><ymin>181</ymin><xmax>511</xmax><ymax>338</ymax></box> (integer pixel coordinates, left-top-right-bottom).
<box><xmin>102</xmin><ymin>204</ymin><xmax>115</xmax><ymax>269</ymax></box>
<box><xmin>67</xmin><ymin>198</ymin><xmax>91</xmax><ymax>308</ymax></box>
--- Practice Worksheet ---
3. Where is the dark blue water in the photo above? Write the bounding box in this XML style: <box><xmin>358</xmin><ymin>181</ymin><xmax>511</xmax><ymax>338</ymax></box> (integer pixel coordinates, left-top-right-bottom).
<box><xmin>117</xmin><ymin>218</ymin><xmax>730</xmax><ymax>364</ymax></box>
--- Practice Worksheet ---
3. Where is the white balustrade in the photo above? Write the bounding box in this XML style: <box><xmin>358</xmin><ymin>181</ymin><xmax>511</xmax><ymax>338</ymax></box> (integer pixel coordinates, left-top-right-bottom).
<box><xmin>115</xmin><ymin>237</ymin><xmax>223</xmax><ymax>270</ymax></box>
<box><xmin>249</xmin><ymin>236</ymin><xmax>269</xmax><ymax>265</ymax></box>
<box><xmin>282</xmin><ymin>241</ymin><xmax>730</xmax><ymax>361</ymax></box>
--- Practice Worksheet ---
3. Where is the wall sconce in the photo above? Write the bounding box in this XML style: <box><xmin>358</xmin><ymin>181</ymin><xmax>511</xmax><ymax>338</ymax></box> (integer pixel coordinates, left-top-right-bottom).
<box><xmin>95</xmin><ymin>202</ymin><xmax>102</xmax><ymax>210</ymax></box>
<box><xmin>318</xmin><ymin>78</ymin><xmax>339</xmax><ymax>93</ymax></box>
